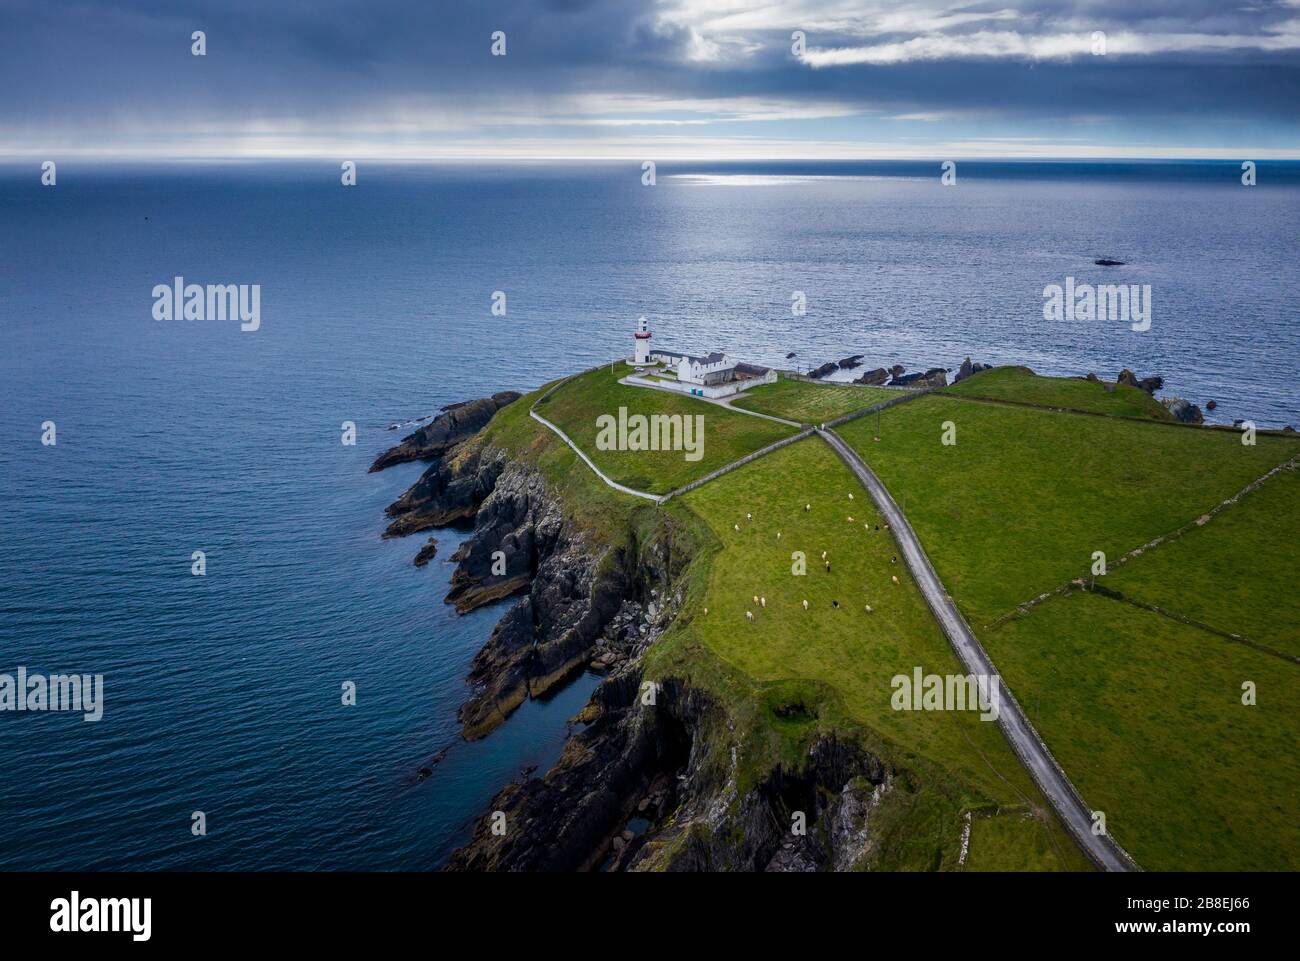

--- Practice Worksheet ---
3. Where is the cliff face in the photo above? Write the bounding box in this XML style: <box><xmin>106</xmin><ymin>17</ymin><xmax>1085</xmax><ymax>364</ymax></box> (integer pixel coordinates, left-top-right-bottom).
<box><xmin>447</xmin><ymin>671</ymin><xmax>895</xmax><ymax>873</ymax></box>
<box><xmin>369</xmin><ymin>391</ymin><xmax>521</xmax><ymax>472</ymax></box>
<box><xmin>375</xmin><ymin>393</ymin><xmax>901</xmax><ymax>872</ymax></box>
<box><xmin>378</xmin><ymin>401</ymin><xmax>692</xmax><ymax>741</ymax></box>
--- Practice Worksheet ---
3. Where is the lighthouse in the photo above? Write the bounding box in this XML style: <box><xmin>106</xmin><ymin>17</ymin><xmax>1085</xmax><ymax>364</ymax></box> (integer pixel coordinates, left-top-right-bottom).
<box><xmin>633</xmin><ymin>315</ymin><xmax>652</xmax><ymax>365</ymax></box>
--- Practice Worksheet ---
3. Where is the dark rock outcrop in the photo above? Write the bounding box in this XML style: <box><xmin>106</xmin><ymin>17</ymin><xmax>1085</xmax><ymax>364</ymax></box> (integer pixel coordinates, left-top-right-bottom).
<box><xmin>370</xmin><ymin>391</ymin><xmax>520</xmax><ymax>472</ymax></box>
<box><xmin>1206</xmin><ymin>399</ymin><xmax>1217</xmax><ymax>411</ymax></box>
<box><xmin>1095</xmin><ymin>258</ymin><xmax>1126</xmax><ymax>266</ymax></box>
<box><xmin>1162</xmin><ymin>397</ymin><xmax>1204</xmax><ymax>425</ymax></box>
<box><xmin>413</xmin><ymin>537</ymin><xmax>439</xmax><ymax>567</ymax></box>
<box><xmin>853</xmin><ymin>367</ymin><xmax>889</xmax><ymax>386</ymax></box>
<box><xmin>807</xmin><ymin>361</ymin><xmax>838</xmax><ymax>379</ymax></box>
<box><xmin>889</xmin><ymin>364</ymin><xmax>906</xmax><ymax>379</ymax></box>
<box><xmin>893</xmin><ymin>367</ymin><xmax>948</xmax><ymax>388</ymax></box>
<box><xmin>953</xmin><ymin>357</ymin><xmax>992</xmax><ymax>384</ymax></box>
<box><xmin>383</xmin><ymin>445</ymin><xmax>507</xmax><ymax>537</ymax></box>
<box><xmin>837</xmin><ymin>354</ymin><xmax>865</xmax><ymax>370</ymax></box>
<box><xmin>1117</xmin><ymin>369</ymin><xmax>1163</xmax><ymax>395</ymax></box>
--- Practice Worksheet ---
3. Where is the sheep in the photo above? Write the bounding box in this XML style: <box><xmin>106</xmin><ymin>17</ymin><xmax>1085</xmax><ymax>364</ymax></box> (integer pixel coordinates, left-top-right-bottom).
<box><xmin>864</xmin><ymin>604</ymin><xmax>873</xmax><ymax>613</ymax></box>
<box><xmin>802</xmin><ymin>599</ymin><xmax>809</xmax><ymax>610</ymax></box>
<box><xmin>733</xmin><ymin>524</ymin><xmax>740</xmax><ymax>532</ymax></box>
<box><xmin>760</xmin><ymin>596</ymin><xmax>766</xmax><ymax>608</ymax></box>
<box><xmin>746</xmin><ymin>512</ymin><xmax>752</xmax><ymax>521</ymax></box>
<box><xmin>753</xmin><ymin>595</ymin><xmax>759</xmax><ymax>605</ymax></box>
<box><xmin>776</xmin><ymin>531</ymin><xmax>782</xmax><ymax>540</ymax></box>
<box><xmin>848</xmin><ymin>516</ymin><xmax>854</xmax><ymax>523</ymax></box>
<box><xmin>891</xmin><ymin>575</ymin><xmax>899</xmax><ymax>585</ymax></box>
<box><xmin>820</xmin><ymin>551</ymin><xmax>827</xmax><ymax>560</ymax></box>
<box><xmin>825</xmin><ymin>561</ymin><xmax>832</xmax><ymax>573</ymax></box>
<box><xmin>832</xmin><ymin>600</ymin><xmax>840</xmax><ymax>608</ymax></box>
<box><xmin>890</xmin><ymin>555</ymin><xmax>897</xmax><ymax>564</ymax></box>
<box><xmin>805</xmin><ymin>504</ymin><xmax>811</xmax><ymax>512</ymax></box>
<box><xmin>848</xmin><ymin>492</ymin><xmax>854</xmax><ymax>500</ymax></box>
<box><xmin>703</xmin><ymin>607</ymin><xmax>708</xmax><ymax>615</ymax></box>
<box><xmin>746</xmin><ymin>610</ymin><xmax>754</xmax><ymax>621</ymax></box>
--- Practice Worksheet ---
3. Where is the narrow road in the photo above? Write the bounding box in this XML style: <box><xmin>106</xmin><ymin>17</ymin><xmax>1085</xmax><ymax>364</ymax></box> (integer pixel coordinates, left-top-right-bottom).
<box><xmin>528</xmin><ymin>409</ymin><xmax>660</xmax><ymax>502</ymax></box>
<box><xmin>817</xmin><ymin>427</ymin><xmax>1139</xmax><ymax>872</ymax></box>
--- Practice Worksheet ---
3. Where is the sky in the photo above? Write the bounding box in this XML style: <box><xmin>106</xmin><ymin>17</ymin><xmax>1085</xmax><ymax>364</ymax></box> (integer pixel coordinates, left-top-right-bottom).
<box><xmin>2</xmin><ymin>0</ymin><xmax>1298</xmax><ymax>159</ymax></box>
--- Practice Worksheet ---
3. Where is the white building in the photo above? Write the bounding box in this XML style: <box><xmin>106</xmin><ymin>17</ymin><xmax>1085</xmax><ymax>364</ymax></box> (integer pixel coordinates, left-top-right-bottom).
<box><xmin>637</xmin><ymin>345</ymin><xmax>778</xmax><ymax>398</ymax></box>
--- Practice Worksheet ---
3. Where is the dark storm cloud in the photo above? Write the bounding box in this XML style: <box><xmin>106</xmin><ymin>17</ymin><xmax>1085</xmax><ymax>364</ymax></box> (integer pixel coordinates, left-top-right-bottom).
<box><xmin>1</xmin><ymin>0</ymin><xmax>1297</xmax><ymax>152</ymax></box>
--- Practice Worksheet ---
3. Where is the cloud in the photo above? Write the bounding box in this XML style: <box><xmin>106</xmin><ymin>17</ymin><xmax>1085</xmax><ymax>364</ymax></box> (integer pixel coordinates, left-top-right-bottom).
<box><xmin>1</xmin><ymin>0</ymin><xmax>1297</xmax><ymax>158</ymax></box>
<box><xmin>800</xmin><ymin>24</ymin><xmax>1300</xmax><ymax>67</ymax></box>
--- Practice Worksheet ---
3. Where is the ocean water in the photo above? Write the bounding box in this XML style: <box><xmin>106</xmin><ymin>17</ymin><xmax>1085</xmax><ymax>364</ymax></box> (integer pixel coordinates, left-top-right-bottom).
<box><xmin>1</xmin><ymin>160</ymin><xmax>1297</xmax><ymax>870</ymax></box>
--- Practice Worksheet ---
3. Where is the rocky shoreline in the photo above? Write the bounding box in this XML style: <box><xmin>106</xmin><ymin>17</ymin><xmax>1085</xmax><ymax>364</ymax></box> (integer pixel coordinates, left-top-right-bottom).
<box><xmin>371</xmin><ymin>389</ymin><xmax>913</xmax><ymax>871</ymax></box>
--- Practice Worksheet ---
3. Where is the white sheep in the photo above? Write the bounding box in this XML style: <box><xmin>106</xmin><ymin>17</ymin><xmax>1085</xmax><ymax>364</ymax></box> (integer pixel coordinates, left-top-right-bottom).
<box><xmin>802</xmin><ymin>599</ymin><xmax>809</xmax><ymax>610</ymax></box>
<box><xmin>891</xmin><ymin>575</ymin><xmax>899</xmax><ymax>585</ymax></box>
<box><xmin>776</xmin><ymin>531</ymin><xmax>782</xmax><ymax>540</ymax></box>
<box><xmin>760</xmin><ymin>596</ymin><xmax>766</xmax><ymax>608</ymax></box>
<box><xmin>746</xmin><ymin>513</ymin><xmax>752</xmax><ymax>521</ymax></box>
<box><xmin>864</xmin><ymin>604</ymin><xmax>873</xmax><ymax>613</ymax></box>
<box><xmin>848</xmin><ymin>516</ymin><xmax>854</xmax><ymax>523</ymax></box>
<box><xmin>753</xmin><ymin>595</ymin><xmax>759</xmax><ymax>605</ymax></box>
<box><xmin>746</xmin><ymin>610</ymin><xmax>753</xmax><ymax>621</ymax></box>
<box><xmin>805</xmin><ymin>504</ymin><xmax>811</xmax><ymax>512</ymax></box>
<box><xmin>733</xmin><ymin>524</ymin><xmax>740</xmax><ymax>532</ymax></box>
<box><xmin>848</xmin><ymin>492</ymin><xmax>854</xmax><ymax>500</ymax></box>
<box><xmin>821</xmin><ymin>551</ymin><xmax>827</xmax><ymax>560</ymax></box>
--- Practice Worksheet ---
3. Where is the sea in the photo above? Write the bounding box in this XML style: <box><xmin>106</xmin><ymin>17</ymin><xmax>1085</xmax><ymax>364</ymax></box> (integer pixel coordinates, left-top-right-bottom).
<box><xmin>1</xmin><ymin>159</ymin><xmax>1297</xmax><ymax>869</ymax></box>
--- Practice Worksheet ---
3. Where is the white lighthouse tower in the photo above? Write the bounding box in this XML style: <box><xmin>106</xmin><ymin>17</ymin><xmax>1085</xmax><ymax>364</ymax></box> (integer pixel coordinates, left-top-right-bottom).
<box><xmin>633</xmin><ymin>315</ymin><xmax>652</xmax><ymax>365</ymax></box>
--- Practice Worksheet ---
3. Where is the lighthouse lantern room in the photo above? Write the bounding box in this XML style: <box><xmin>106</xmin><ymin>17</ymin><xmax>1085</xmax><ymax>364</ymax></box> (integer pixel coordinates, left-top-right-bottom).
<box><xmin>632</xmin><ymin>315</ymin><xmax>652</xmax><ymax>365</ymax></box>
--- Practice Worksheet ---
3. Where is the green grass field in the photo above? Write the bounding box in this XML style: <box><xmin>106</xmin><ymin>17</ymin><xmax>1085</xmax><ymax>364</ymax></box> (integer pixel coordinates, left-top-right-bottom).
<box><xmin>731</xmin><ymin>378</ymin><xmax>897</xmax><ymax>424</ymax></box>
<box><xmin>984</xmin><ymin>590</ymin><xmax>1299</xmax><ymax>870</ymax></box>
<box><xmin>946</xmin><ymin>366</ymin><xmax>1174</xmax><ymax>420</ymax></box>
<box><xmin>835</xmin><ymin>393</ymin><xmax>1300</xmax><ymax>869</ymax></box>
<box><xmin>1106</xmin><ymin>466</ymin><xmax>1300</xmax><ymax>657</ymax></box>
<box><xmin>533</xmin><ymin>364</ymin><xmax>795</xmax><ymax>494</ymax></box>
<box><xmin>649</xmin><ymin>438</ymin><xmax>1091</xmax><ymax>871</ymax></box>
<box><xmin>837</xmin><ymin>394</ymin><xmax>1299</xmax><ymax>625</ymax></box>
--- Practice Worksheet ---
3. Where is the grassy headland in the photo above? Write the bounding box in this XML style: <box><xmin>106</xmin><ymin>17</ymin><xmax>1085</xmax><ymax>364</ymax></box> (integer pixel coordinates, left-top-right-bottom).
<box><xmin>945</xmin><ymin>366</ymin><xmax>1174</xmax><ymax>421</ymax></box>
<box><xmin>532</xmin><ymin>364</ymin><xmax>796</xmax><ymax>494</ymax></box>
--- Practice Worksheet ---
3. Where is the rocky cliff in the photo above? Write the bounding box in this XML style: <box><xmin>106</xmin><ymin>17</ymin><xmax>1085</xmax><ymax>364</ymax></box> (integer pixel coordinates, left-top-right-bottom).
<box><xmin>369</xmin><ymin>391</ymin><xmax>520</xmax><ymax>472</ymax></box>
<box><xmin>447</xmin><ymin>670</ymin><xmax>895</xmax><ymax>872</ymax></box>
<box><xmin>376</xmin><ymin>395</ymin><xmax>695</xmax><ymax>741</ymax></box>
<box><xmin>375</xmin><ymin>391</ymin><xmax>908</xmax><ymax>872</ymax></box>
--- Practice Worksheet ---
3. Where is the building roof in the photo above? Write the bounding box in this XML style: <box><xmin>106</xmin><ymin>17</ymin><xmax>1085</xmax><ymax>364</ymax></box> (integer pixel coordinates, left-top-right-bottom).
<box><xmin>653</xmin><ymin>347</ymin><xmax>729</xmax><ymax>366</ymax></box>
